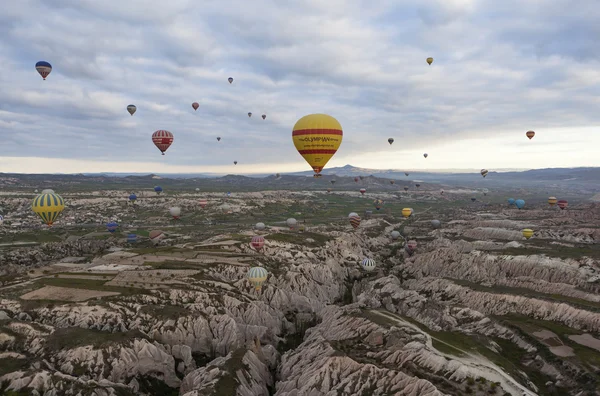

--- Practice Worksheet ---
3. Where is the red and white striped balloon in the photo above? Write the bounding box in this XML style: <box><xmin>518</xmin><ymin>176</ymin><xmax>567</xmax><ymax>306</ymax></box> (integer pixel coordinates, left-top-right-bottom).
<box><xmin>152</xmin><ymin>130</ymin><xmax>174</xmax><ymax>155</ymax></box>
<box><xmin>251</xmin><ymin>236</ymin><xmax>265</xmax><ymax>251</ymax></box>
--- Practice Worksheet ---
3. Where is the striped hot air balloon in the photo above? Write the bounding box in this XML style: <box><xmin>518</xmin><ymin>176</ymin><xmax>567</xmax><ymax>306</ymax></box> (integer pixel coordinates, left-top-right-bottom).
<box><xmin>199</xmin><ymin>200</ymin><xmax>208</xmax><ymax>208</ymax></box>
<box><xmin>557</xmin><ymin>200</ymin><xmax>568</xmax><ymax>210</ymax></box>
<box><xmin>349</xmin><ymin>213</ymin><xmax>361</xmax><ymax>229</ymax></box>
<box><xmin>481</xmin><ymin>169</ymin><xmax>488</xmax><ymax>178</ymax></box>
<box><xmin>405</xmin><ymin>240</ymin><xmax>417</xmax><ymax>255</ymax></box>
<box><xmin>402</xmin><ymin>208</ymin><xmax>412</xmax><ymax>218</ymax></box>
<box><xmin>35</xmin><ymin>61</ymin><xmax>52</xmax><ymax>80</ymax></box>
<box><xmin>152</xmin><ymin>130</ymin><xmax>174</xmax><ymax>155</ymax></box>
<box><xmin>292</xmin><ymin>114</ymin><xmax>343</xmax><ymax>176</ymax></box>
<box><xmin>526</xmin><ymin>130</ymin><xmax>535</xmax><ymax>139</ymax></box>
<box><xmin>32</xmin><ymin>191</ymin><xmax>65</xmax><ymax>226</ymax></box>
<box><xmin>251</xmin><ymin>235</ymin><xmax>265</xmax><ymax>251</ymax></box>
<box><xmin>127</xmin><ymin>234</ymin><xmax>137</xmax><ymax>243</ymax></box>
<box><xmin>360</xmin><ymin>258</ymin><xmax>376</xmax><ymax>272</ymax></box>
<box><xmin>548</xmin><ymin>197</ymin><xmax>557</xmax><ymax>206</ymax></box>
<box><xmin>149</xmin><ymin>230</ymin><xmax>165</xmax><ymax>245</ymax></box>
<box><xmin>247</xmin><ymin>267</ymin><xmax>268</xmax><ymax>291</ymax></box>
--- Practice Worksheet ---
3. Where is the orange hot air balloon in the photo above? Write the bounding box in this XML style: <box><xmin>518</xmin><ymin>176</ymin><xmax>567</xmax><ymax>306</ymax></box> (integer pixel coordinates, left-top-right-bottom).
<box><xmin>152</xmin><ymin>130</ymin><xmax>174</xmax><ymax>155</ymax></box>
<box><xmin>292</xmin><ymin>114</ymin><xmax>343</xmax><ymax>176</ymax></box>
<box><xmin>526</xmin><ymin>130</ymin><xmax>535</xmax><ymax>140</ymax></box>
<box><xmin>192</xmin><ymin>102</ymin><xmax>199</xmax><ymax>111</ymax></box>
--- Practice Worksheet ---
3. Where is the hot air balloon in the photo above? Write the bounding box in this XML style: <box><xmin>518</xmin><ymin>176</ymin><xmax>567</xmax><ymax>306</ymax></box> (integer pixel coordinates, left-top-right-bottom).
<box><xmin>127</xmin><ymin>104</ymin><xmax>136</xmax><ymax>116</ymax></box>
<box><xmin>247</xmin><ymin>267</ymin><xmax>268</xmax><ymax>291</ymax></box>
<box><xmin>526</xmin><ymin>130</ymin><xmax>535</xmax><ymax>140</ymax></box>
<box><xmin>276</xmin><ymin>173</ymin><xmax>281</xmax><ymax>179</ymax></box>
<box><xmin>481</xmin><ymin>169</ymin><xmax>488</xmax><ymax>178</ymax></box>
<box><xmin>251</xmin><ymin>236</ymin><xmax>265</xmax><ymax>251</ymax></box>
<box><xmin>199</xmin><ymin>199</ymin><xmax>208</xmax><ymax>209</ymax></box>
<box><xmin>152</xmin><ymin>130</ymin><xmax>174</xmax><ymax>155</ymax></box>
<box><xmin>431</xmin><ymin>219</ymin><xmax>441</xmax><ymax>229</ymax></box>
<box><xmin>557</xmin><ymin>200</ymin><xmax>568</xmax><ymax>210</ymax></box>
<box><xmin>127</xmin><ymin>234</ymin><xmax>138</xmax><ymax>243</ymax></box>
<box><xmin>292</xmin><ymin>114</ymin><xmax>343</xmax><ymax>176</ymax></box>
<box><xmin>391</xmin><ymin>230</ymin><xmax>400</xmax><ymax>240</ymax></box>
<box><xmin>192</xmin><ymin>102</ymin><xmax>199</xmax><ymax>111</ymax></box>
<box><xmin>360</xmin><ymin>188</ymin><xmax>366</xmax><ymax>195</ymax></box>
<box><xmin>247</xmin><ymin>112</ymin><xmax>252</xmax><ymax>118</ymax></box>
<box><xmin>441</xmin><ymin>190</ymin><xmax>444</xmax><ymax>195</ymax></box>
<box><xmin>149</xmin><ymin>230</ymin><xmax>165</xmax><ymax>245</ymax></box>
<box><xmin>515</xmin><ymin>199</ymin><xmax>525</xmax><ymax>209</ymax></box>
<box><xmin>41</xmin><ymin>189</ymin><xmax>55</xmax><ymax>194</ymax></box>
<box><xmin>217</xmin><ymin>137</ymin><xmax>221</xmax><ymax>142</ymax></box>
<box><xmin>548</xmin><ymin>197</ymin><xmax>557</xmax><ymax>206</ymax></box>
<box><xmin>227</xmin><ymin>192</ymin><xmax>231</xmax><ymax>197</ymax></box>
<box><xmin>129</xmin><ymin>193</ymin><xmax>137</xmax><ymax>203</ymax></box>
<box><xmin>402</xmin><ymin>208</ymin><xmax>412</xmax><ymax>218</ymax></box>
<box><xmin>35</xmin><ymin>61</ymin><xmax>52</xmax><ymax>80</ymax></box>
<box><xmin>423</xmin><ymin>153</ymin><xmax>428</xmax><ymax>158</ymax></box>
<box><xmin>415</xmin><ymin>183</ymin><xmax>421</xmax><ymax>188</ymax></box>
<box><xmin>360</xmin><ymin>258</ymin><xmax>376</xmax><ymax>272</ymax></box>
<box><xmin>349</xmin><ymin>213</ymin><xmax>361</xmax><ymax>229</ymax></box>
<box><xmin>0</xmin><ymin>214</ymin><xmax>3</xmax><ymax>226</ymax></box>
<box><xmin>388</xmin><ymin>138</ymin><xmax>394</xmax><ymax>145</ymax></box>
<box><xmin>359</xmin><ymin>176</ymin><xmax>364</xmax><ymax>180</ymax></box>
<box><xmin>522</xmin><ymin>229</ymin><xmax>534</xmax><ymax>239</ymax></box>
<box><xmin>483</xmin><ymin>192</ymin><xmax>487</xmax><ymax>196</ymax></box>
<box><xmin>106</xmin><ymin>222</ymin><xmax>118</xmax><ymax>233</ymax></box>
<box><xmin>405</xmin><ymin>240</ymin><xmax>417</xmax><ymax>256</ymax></box>
<box><xmin>195</xmin><ymin>188</ymin><xmax>200</xmax><ymax>192</ymax></box>
<box><xmin>404</xmin><ymin>187</ymin><xmax>409</xmax><ymax>191</ymax></box>
<box><xmin>327</xmin><ymin>188</ymin><xmax>332</xmax><ymax>193</ymax></box>
<box><xmin>508</xmin><ymin>198</ymin><xmax>516</xmax><ymax>206</ymax></box>
<box><xmin>169</xmin><ymin>207</ymin><xmax>181</xmax><ymax>219</ymax></box>
<box><xmin>390</xmin><ymin>180</ymin><xmax>395</xmax><ymax>185</ymax></box>
<box><xmin>154</xmin><ymin>186</ymin><xmax>163</xmax><ymax>194</ymax></box>
<box><xmin>426</xmin><ymin>57</ymin><xmax>433</xmax><ymax>65</ymax></box>
<box><xmin>374</xmin><ymin>199</ymin><xmax>384</xmax><ymax>210</ymax></box>
<box><xmin>262</xmin><ymin>114</ymin><xmax>266</xmax><ymax>120</ymax></box>
<box><xmin>228</xmin><ymin>77</ymin><xmax>234</xmax><ymax>84</ymax></box>
<box><xmin>404</xmin><ymin>172</ymin><xmax>409</xmax><ymax>176</ymax></box>
<box><xmin>255</xmin><ymin>222</ymin><xmax>266</xmax><ymax>231</ymax></box>
<box><xmin>34</xmin><ymin>189</ymin><xmax>38</xmax><ymax>193</ymax></box>
<box><xmin>287</xmin><ymin>218</ymin><xmax>297</xmax><ymax>230</ymax></box>
<box><xmin>471</xmin><ymin>197</ymin><xmax>476</xmax><ymax>202</ymax></box>
<box><xmin>330</xmin><ymin>180</ymin><xmax>336</xmax><ymax>185</ymax></box>
<box><xmin>32</xmin><ymin>191</ymin><xmax>65</xmax><ymax>226</ymax></box>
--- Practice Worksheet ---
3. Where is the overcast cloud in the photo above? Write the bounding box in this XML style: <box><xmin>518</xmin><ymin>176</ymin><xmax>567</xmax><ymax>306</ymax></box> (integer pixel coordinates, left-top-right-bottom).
<box><xmin>0</xmin><ymin>0</ymin><xmax>599</xmax><ymax>174</ymax></box>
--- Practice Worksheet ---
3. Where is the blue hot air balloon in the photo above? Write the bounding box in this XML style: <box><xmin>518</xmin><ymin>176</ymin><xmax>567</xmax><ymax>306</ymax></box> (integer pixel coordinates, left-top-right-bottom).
<box><xmin>129</xmin><ymin>194</ymin><xmax>137</xmax><ymax>202</ymax></box>
<box><xmin>35</xmin><ymin>61</ymin><xmax>52</xmax><ymax>80</ymax></box>
<box><xmin>154</xmin><ymin>186</ymin><xmax>163</xmax><ymax>194</ymax></box>
<box><xmin>515</xmin><ymin>199</ymin><xmax>525</xmax><ymax>209</ymax></box>
<box><xmin>127</xmin><ymin>234</ymin><xmax>137</xmax><ymax>243</ymax></box>
<box><xmin>507</xmin><ymin>198</ymin><xmax>516</xmax><ymax>206</ymax></box>
<box><xmin>227</xmin><ymin>192</ymin><xmax>231</xmax><ymax>197</ymax></box>
<box><xmin>106</xmin><ymin>222</ymin><xmax>119</xmax><ymax>233</ymax></box>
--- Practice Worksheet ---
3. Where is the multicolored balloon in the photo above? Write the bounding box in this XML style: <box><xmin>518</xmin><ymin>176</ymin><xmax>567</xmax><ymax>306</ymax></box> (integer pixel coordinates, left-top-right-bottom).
<box><xmin>292</xmin><ymin>114</ymin><xmax>343</xmax><ymax>176</ymax></box>
<box><xmin>548</xmin><ymin>197</ymin><xmax>557</xmax><ymax>206</ymax></box>
<box><xmin>405</xmin><ymin>240</ymin><xmax>417</xmax><ymax>256</ymax></box>
<box><xmin>152</xmin><ymin>130</ymin><xmax>174</xmax><ymax>155</ymax></box>
<box><xmin>35</xmin><ymin>61</ymin><xmax>52</xmax><ymax>80</ymax></box>
<box><xmin>199</xmin><ymin>199</ymin><xmax>208</xmax><ymax>208</ymax></box>
<box><xmin>127</xmin><ymin>104</ymin><xmax>136</xmax><ymax>116</ymax></box>
<box><xmin>349</xmin><ymin>213</ymin><xmax>361</xmax><ymax>229</ymax></box>
<box><xmin>149</xmin><ymin>230</ymin><xmax>165</xmax><ymax>245</ymax></box>
<box><xmin>32</xmin><ymin>191</ymin><xmax>65</xmax><ymax>226</ymax></box>
<box><xmin>481</xmin><ymin>169</ymin><xmax>488</xmax><ymax>178</ymax></box>
<box><xmin>247</xmin><ymin>267</ymin><xmax>268</xmax><ymax>291</ymax></box>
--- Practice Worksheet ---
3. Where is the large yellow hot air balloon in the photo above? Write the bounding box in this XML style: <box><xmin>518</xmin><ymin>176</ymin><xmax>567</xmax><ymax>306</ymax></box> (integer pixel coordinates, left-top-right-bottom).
<box><xmin>522</xmin><ymin>229</ymin><xmax>534</xmax><ymax>239</ymax></box>
<box><xmin>548</xmin><ymin>197</ymin><xmax>557</xmax><ymax>206</ymax></box>
<box><xmin>292</xmin><ymin>114</ymin><xmax>342</xmax><ymax>176</ymax></box>
<box><xmin>402</xmin><ymin>208</ymin><xmax>412</xmax><ymax>218</ymax></box>
<box><xmin>32</xmin><ymin>191</ymin><xmax>65</xmax><ymax>226</ymax></box>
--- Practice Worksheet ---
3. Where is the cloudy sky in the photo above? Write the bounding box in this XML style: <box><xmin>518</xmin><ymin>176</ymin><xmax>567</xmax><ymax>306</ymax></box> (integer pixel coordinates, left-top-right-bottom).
<box><xmin>1</xmin><ymin>0</ymin><xmax>599</xmax><ymax>174</ymax></box>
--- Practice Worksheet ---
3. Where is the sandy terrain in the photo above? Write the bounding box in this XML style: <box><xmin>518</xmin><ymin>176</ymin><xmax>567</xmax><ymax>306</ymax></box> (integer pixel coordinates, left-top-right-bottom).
<box><xmin>20</xmin><ymin>286</ymin><xmax>120</xmax><ymax>301</ymax></box>
<box><xmin>532</xmin><ymin>330</ymin><xmax>575</xmax><ymax>356</ymax></box>
<box><xmin>569</xmin><ymin>334</ymin><xmax>600</xmax><ymax>352</ymax></box>
<box><xmin>105</xmin><ymin>269</ymin><xmax>199</xmax><ymax>288</ymax></box>
<box><xmin>56</xmin><ymin>274</ymin><xmax>115</xmax><ymax>281</ymax></box>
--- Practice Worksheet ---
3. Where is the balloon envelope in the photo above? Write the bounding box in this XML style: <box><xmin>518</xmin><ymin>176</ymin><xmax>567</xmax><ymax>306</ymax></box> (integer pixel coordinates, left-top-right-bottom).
<box><xmin>391</xmin><ymin>230</ymin><xmax>400</xmax><ymax>240</ymax></box>
<box><xmin>127</xmin><ymin>105</ymin><xmax>136</xmax><ymax>116</ymax></box>
<box><xmin>251</xmin><ymin>236</ymin><xmax>265</xmax><ymax>251</ymax></box>
<box><xmin>169</xmin><ymin>207</ymin><xmax>181</xmax><ymax>218</ymax></box>
<box><xmin>106</xmin><ymin>222</ymin><xmax>118</xmax><ymax>233</ymax></box>
<box><xmin>481</xmin><ymin>169</ymin><xmax>488</xmax><ymax>177</ymax></box>
<box><xmin>286</xmin><ymin>218</ymin><xmax>297</xmax><ymax>228</ymax></box>
<box><xmin>426</xmin><ymin>57</ymin><xmax>433</xmax><ymax>65</ymax></box>
<box><xmin>255</xmin><ymin>222</ymin><xmax>265</xmax><ymax>231</ymax></box>
<box><xmin>292</xmin><ymin>114</ymin><xmax>343</xmax><ymax>176</ymax></box>
<box><xmin>402</xmin><ymin>208</ymin><xmax>412</xmax><ymax>218</ymax></box>
<box><xmin>508</xmin><ymin>198</ymin><xmax>516</xmax><ymax>206</ymax></box>
<box><xmin>515</xmin><ymin>199</ymin><xmax>525</xmax><ymax>209</ymax></box>
<box><xmin>431</xmin><ymin>220</ymin><xmax>441</xmax><ymax>229</ymax></box>
<box><xmin>129</xmin><ymin>194</ymin><xmax>137</xmax><ymax>201</ymax></box>
<box><xmin>349</xmin><ymin>214</ymin><xmax>361</xmax><ymax>229</ymax></box>
<box><xmin>522</xmin><ymin>229</ymin><xmax>534</xmax><ymax>239</ymax></box>
<box><xmin>192</xmin><ymin>102</ymin><xmax>199</xmax><ymax>110</ymax></box>
<box><xmin>152</xmin><ymin>130</ymin><xmax>174</xmax><ymax>155</ymax></box>
<box><xmin>388</xmin><ymin>138</ymin><xmax>394</xmax><ymax>145</ymax></box>
<box><xmin>247</xmin><ymin>267</ymin><xmax>268</xmax><ymax>291</ymax></box>
<box><xmin>361</xmin><ymin>258</ymin><xmax>376</xmax><ymax>272</ymax></box>
<box><xmin>32</xmin><ymin>192</ymin><xmax>65</xmax><ymax>226</ymax></box>
<box><xmin>548</xmin><ymin>197</ymin><xmax>557</xmax><ymax>206</ymax></box>
<box><xmin>526</xmin><ymin>130</ymin><xmax>535</xmax><ymax>139</ymax></box>
<box><xmin>557</xmin><ymin>200</ymin><xmax>568</xmax><ymax>210</ymax></box>
<box><xmin>228</xmin><ymin>77</ymin><xmax>233</xmax><ymax>84</ymax></box>
<box><xmin>154</xmin><ymin>186</ymin><xmax>163</xmax><ymax>194</ymax></box>
<box><xmin>35</xmin><ymin>61</ymin><xmax>52</xmax><ymax>80</ymax></box>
